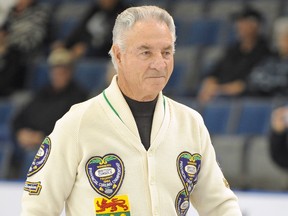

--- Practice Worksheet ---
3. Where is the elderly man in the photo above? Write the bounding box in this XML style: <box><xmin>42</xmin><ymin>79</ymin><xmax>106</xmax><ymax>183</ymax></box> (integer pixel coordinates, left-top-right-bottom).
<box><xmin>21</xmin><ymin>6</ymin><xmax>242</xmax><ymax>216</ymax></box>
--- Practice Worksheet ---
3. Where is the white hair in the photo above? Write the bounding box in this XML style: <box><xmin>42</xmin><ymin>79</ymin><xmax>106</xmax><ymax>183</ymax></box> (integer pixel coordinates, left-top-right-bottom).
<box><xmin>109</xmin><ymin>5</ymin><xmax>176</xmax><ymax>71</ymax></box>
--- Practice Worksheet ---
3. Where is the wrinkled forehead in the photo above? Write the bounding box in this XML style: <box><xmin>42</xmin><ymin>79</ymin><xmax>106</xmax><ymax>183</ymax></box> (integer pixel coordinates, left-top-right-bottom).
<box><xmin>123</xmin><ymin>19</ymin><xmax>175</xmax><ymax>48</ymax></box>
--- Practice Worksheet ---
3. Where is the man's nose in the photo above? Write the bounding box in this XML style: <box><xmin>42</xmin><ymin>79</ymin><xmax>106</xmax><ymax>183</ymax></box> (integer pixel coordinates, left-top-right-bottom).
<box><xmin>150</xmin><ymin>53</ymin><xmax>166</xmax><ymax>70</ymax></box>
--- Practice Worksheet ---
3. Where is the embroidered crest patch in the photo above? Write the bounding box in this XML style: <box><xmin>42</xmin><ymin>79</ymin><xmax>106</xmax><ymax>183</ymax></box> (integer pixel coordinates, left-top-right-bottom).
<box><xmin>94</xmin><ymin>194</ymin><xmax>130</xmax><ymax>216</ymax></box>
<box><xmin>27</xmin><ymin>137</ymin><xmax>51</xmax><ymax>177</ymax></box>
<box><xmin>24</xmin><ymin>181</ymin><xmax>42</xmax><ymax>195</ymax></box>
<box><xmin>177</xmin><ymin>152</ymin><xmax>202</xmax><ymax>195</ymax></box>
<box><xmin>86</xmin><ymin>154</ymin><xmax>125</xmax><ymax>199</ymax></box>
<box><xmin>175</xmin><ymin>189</ymin><xmax>190</xmax><ymax>216</ymax></box>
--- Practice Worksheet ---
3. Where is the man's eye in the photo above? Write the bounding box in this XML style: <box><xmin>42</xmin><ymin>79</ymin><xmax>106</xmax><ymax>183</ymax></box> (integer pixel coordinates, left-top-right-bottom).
<box><xmin>163</xmin><ymin>51</ymin><xmax>171</xmax><ymax>57</ymax></box>
<box><xmin>141</xmin><ymin>51</ymin><xmax>150</xmax><ymax>56</ymax></box>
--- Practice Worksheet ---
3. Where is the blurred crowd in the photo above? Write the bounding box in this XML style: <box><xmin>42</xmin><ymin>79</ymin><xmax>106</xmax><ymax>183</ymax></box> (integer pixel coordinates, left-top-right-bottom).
<box><xmin>0</xmin><ymin>0</ymin><xmax>129</xmax><ymax>179</ymax></box>
<box><xmin>0</xmin><ymin>0</ymin><xmax>287</xmax><ymax>183</ymax></box>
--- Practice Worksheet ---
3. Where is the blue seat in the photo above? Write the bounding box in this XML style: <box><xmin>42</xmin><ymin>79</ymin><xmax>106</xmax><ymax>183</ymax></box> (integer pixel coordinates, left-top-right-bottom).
<box><xmin>0</xmin><ymin>101</ymin><xmax>13</xmax><ymax>125</ymax></box>
<box><xmin>172</xmin><ymin>1</ymin><xmax>205</xmax><ymax>21</ymax></box>
<box><xmin>29</xmin><ymin>61</ymin><xmax>50</xmax><ymax>90</ymax></box>
<box><xmin>164</xmin><ymin>46</ymin><xmax>199</xmax><ymax>96</ymax></box>
<box><xmin>200</xmin><ymin>45</ymin><xmax>224</xmax><ymax>76</ymax></box>
<box><xmin>0</xmin><ymin>142</ymin><xmax>13</xmax><ymax>179</ymax></box>
<box><xmin>176</xmin><ymin>19</ymin><xmax>223</xmax><ymax>46</ymax></box>
<box><xmin>0</xmin><ymin>101</ymin><xmax>13</xmax><ymax>142</ymax></box>
<box><xmin>236</xmin><ymin>101</ymin><xmax>272</xmax><ymax>135</ymax></box>
<box><xmin>223</xmin><ymin>21</ymin><xmax>238</xmax><ymax>45</ymax></box>
<box><xmin>75</xmin><ymin>60</ymin><xmax>108</xmax><ymax>93</ymax></box>
<box><xmin>29</xmin><ymin>59</ymin><xmax>108</xmax><ymax>93</ymax></box>
<box><xmin>163</xmin><ymin>63</ymin><xmax>189</xmax><ymax>96</ymax></box>
<box><xmin>55</xmin><ymin>18</ymin><xmax>80</xmax><ymax>40</ymax></box>
<box><xmin>0</xmin><ymin>101</ymin><xmax>14</xmax><ymax>178</ymax></box>
<box><xmin>202</xmin><ymin>101</ymin><xmax>232</xmax><ymax>135</ymax></box>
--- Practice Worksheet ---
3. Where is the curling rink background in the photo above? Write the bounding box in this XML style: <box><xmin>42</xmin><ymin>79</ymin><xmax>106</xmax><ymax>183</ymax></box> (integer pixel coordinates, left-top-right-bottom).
<box><xmin>1</xmin><ymin>181</ymin><xmax>288</xmax><ymax>215</ymax></box>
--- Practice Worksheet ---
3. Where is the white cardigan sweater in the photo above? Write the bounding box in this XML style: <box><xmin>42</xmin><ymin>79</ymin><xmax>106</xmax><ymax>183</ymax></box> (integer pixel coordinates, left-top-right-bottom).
<box><xmin>21</xmin><ymin>76</ymin><xmax>242</xmax><ymax>216</ymax></box>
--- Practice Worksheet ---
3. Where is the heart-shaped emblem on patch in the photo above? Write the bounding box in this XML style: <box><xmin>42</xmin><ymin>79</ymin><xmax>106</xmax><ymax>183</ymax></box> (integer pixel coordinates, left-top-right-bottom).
<box><xmin>86</xmin><ymin>154</ymin><xmax>125</xmax><ymax>199</ymax></box>
<box><xmin>177</xmin><ymin>152</ymin><xmax>202</xmax><ymax>195</ymax></box>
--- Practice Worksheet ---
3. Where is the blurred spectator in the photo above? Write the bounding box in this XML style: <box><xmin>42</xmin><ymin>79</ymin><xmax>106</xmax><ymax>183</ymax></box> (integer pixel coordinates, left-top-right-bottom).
<box><xmin>10</xmin><ymin>48</ymin><xmax>88</xmax><ymax>178</ymax></box>
<box><xmin>53</xmin><ymin>0</ymin><xmax>128</xmax><ymax>60</ymax></box>
<box><xmin>269</xmin><ymin>106</ymin><xmax>288</xmax><ymax>169</ymax></box>
<box><xmin>0</xmin><ymin>0</ymin><xmax>17</xmax><ymax>26</ymax></box>
<box><xmin>247</xmin><ymin>17</ymin><xmax>288</xmax><ymax>97</ymax></box>
<box><xmin>0</xmin><ymin>0</ymin><xmax>52</xmax><ymax>97</ymax></box>
<box><xmin>197</xmin><ymin>6</ymin><xmax>271</xmax><ymax>103</ymax></box>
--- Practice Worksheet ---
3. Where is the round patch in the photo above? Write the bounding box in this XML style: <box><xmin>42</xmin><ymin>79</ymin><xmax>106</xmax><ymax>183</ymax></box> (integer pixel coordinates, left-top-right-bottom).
<box><xmin>86</xmin><ymin>154</ymin><xmax>125</xmax><ymax>199</ymax></box>
<box><xmin>27</xmin><ymin>137</ymin><xmax>51</xmax><ymax>177</ymax></box>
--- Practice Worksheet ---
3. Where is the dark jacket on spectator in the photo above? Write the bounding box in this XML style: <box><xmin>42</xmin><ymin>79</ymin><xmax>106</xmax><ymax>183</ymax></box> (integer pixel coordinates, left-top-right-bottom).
<box><xmin>64</xmin><ymin>0</ymin><xmax>127</xmax><ymax>58</ymax></box>
<box><xmin>269</xmin><ymin>130</ymin><xmax>288</xmax><ymax>169</ymax></box>
<box><xmin>208</xmin><ymin>37</ymin><xmax>271</xmax><ymax>84</ymax></box>
<box><xmin>247</xmin><ymin>54</ymin><xmax>288</xmax><ymax>97</ymax></box>
<box><xmin>12</xmin><ymin>81</ymin><xmax>88</xmax><ymax>135</ymax></box>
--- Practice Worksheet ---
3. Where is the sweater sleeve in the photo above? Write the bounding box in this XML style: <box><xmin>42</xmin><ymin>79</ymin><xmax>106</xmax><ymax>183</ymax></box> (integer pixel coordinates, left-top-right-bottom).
<box><xmin>190</xmin><ymin>118</ymin><xmax>242</xmax><ymax>216</ymax></box>
<box><xmin>21</xmin><ymin>106</ymin><xmax>81</xmax><ymax>215</ymax></box>
<box><xmin>269</xmin><ymin>130</ymin><xmax>288</xmax><ymax>169</ymax></box>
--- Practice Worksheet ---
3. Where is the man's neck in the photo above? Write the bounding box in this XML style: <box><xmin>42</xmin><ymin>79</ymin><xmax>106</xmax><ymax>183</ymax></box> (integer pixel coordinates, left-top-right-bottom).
<box><xmin>117</xmin><ymin>78</ymin><xmax>158</xmax><ymax>102</ymax></box>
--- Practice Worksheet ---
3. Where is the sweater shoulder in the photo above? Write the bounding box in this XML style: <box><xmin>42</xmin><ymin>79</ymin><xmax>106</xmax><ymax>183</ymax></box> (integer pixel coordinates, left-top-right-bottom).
<box><xmin>56</xmin><ymin>95</ymin><xmax>100</xmax><ymax>126</ymax></box>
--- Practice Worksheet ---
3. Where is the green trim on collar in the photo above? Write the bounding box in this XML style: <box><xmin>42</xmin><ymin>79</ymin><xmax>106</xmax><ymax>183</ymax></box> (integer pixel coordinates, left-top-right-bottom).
<box><xmin>163</xmin><ymin>95</ymin><xmax>166</xmax><ymax>113</ymax></box>
<box><xmin>103</xmin><ymin>90</ymin><xmax>123</xmax><ymax>122</ymax></box>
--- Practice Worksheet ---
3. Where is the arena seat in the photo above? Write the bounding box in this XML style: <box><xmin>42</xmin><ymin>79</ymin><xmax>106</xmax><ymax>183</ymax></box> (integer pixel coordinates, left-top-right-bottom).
<box><xmin>176</xmin><ymin>18</ymin><xmax>224</xmax><ymax>46</ymax></box>
<box><xmin>134</xmin><ymin>0</ymin><xmax>169</xmax><ymax>8</ymax></box>
<box><xmin>0</xmin><ymin>142</ymin><xmax>13</xmax><ymax>179</ymax></box>
<box><xmin>75</xmin><ymin>59</ymin><xmax>109</xmax><ymax>93</ymax></box>
<box><xmin>235</xmin><ymin>100</ymin><xmax>273</xmax><ymax>135</ymax></box>
<box><xmin>28</xmin><ymin>59</ymin><xmax>109</xmax><ymax>93</ymax></box>
<box><xmin>207</xmin><ymin>0</ymin><xmax>243</xmax><ymax>19</ymax></box>
<box><xmin>164</xmin><ymin>46</ymin><xmax>200</xmax><ymax>96</ymax></box>
<box><xmin>53</xmin><ymin>2</ymin><xmax>89</xmax><ymax>39</ymax></box>
<box><xmin>55</xmin><ymin>18</ymin><xmax>80</xmax><ymax>40</ymax></box>
<box><xmin>0</xmin><ymin>100</ymin><xmax>14</xmax><ymax>179</ymax></box>
<box><xmin>212</xmin><ymin>135</ymin><xmax>248</xmax><ymax>189</ymax></box>
<box><xmin>28</xmin><ymin>60</ymin><xmax>49</xmax><ymax>90</ymax></box>
<box><xmin>202</xmin><ymin>101</ymin><xmax>234</xmax><ymax>134</ymax></box>
<box><xmin>172</xmin><ymin>1</ymin><xmax>205</xmax><ymax>21</ymax></box>
<box><xmin>0</xmin><ymin>100</ymin><xmax>14</xmax><ymax>142</ymax></box>
<box><xmin>199</xmin><ymin>45</ymin><xmax>224</xmax><ymax>75</ymax></box>
<box><xmin>172</xmin><ymin>97</ymin><xmax>200</xmax><ymax>112</ymax></box>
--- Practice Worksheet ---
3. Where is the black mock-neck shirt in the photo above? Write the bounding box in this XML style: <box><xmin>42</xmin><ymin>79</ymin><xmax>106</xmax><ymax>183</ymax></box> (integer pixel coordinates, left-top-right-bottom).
<box><xmin>123</xmin><ymin>94</ymin><xmax>157</xmax><ymax>150</ymax></box>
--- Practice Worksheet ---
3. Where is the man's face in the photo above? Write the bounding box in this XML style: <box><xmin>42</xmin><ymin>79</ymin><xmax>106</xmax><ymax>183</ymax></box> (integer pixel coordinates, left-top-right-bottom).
<box><xmin>99</xmin><ymin>0</ymin><xmax>118</xmax><ymax>10</ymax></box>
<box><xmin>114</xmin><ymin>19</ymin><xmax>174</xmax><ymax>101</ymax></box>
<box><xmin>50</xmin><ymin>66</ymin><xmax>72</xmax><ymax>91</ymax></box>
<box><xmin>17</xmin><ymin>0</ymin><xmax>33</xmax><ymax>10</ymax></box>
<box><xmin>236</xmin><ymin>18</ymin><xmax>260</xmax><ymax>40</ymax></box>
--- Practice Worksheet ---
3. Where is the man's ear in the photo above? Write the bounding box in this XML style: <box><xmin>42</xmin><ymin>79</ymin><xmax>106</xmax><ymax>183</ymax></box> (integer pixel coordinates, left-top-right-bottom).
<box><xmin>112</xmin><ymin>45</ymin><xmax>122</xmax><ymax>66</ymax></box>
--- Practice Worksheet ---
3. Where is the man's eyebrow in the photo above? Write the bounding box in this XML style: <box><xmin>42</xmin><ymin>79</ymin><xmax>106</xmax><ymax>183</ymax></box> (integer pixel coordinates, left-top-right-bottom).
<box><xmin>137</xmin><ymin>45</ymin><xmax>173</xmax><ymax>51</ymax></box>
<box><xmin>163</xmin><ymin>45</ymin><xmax>173</xmax><ymax>50</ymax></box>
<box><xmin>137</xmin><ymin>45</ymin><xmax>151</xmax><ymax>50</ymax></box>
